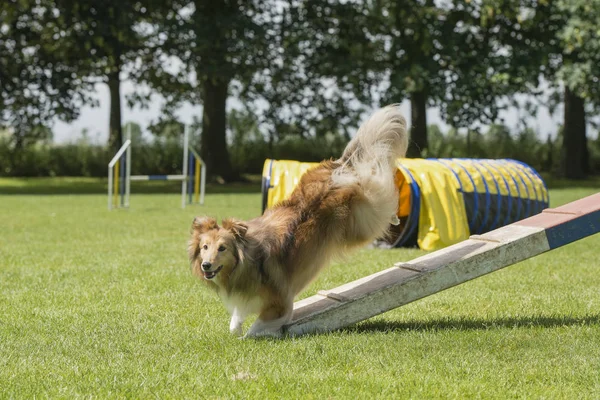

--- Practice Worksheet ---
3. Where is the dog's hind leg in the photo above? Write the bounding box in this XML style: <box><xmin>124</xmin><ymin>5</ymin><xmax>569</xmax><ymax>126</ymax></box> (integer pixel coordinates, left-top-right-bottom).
<box><xmin>244</xmin><ymin>302</ymin><xmax>292</xmax><ymax>339</ymax></box>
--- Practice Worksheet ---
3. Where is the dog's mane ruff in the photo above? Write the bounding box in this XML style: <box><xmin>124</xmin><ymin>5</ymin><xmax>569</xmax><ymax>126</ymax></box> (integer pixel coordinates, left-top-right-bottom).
<box><xmin>222</xmin><ymin>227</ymin><xmax>274</xmax><ymax>297</ymax></box>
<box><xmin>187</xmin><ymin>233</ymin><xmax>200</xmax><ymax>262</ymax></box>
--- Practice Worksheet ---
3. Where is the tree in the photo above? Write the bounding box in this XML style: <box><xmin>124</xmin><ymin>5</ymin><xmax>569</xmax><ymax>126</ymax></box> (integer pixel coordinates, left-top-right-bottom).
<box><xmin>554</xmin><ymin>0</ymin><xmax>600</xmax><ymax>178</ymax></box>
<box><xmin>137</xmin><ymin>0</ymin><xmax>278</xmax><ymax>181</ymax></box>
<box><xmin>373</xmin><ymin>0</ymin><xmax>440</xmax><ymax>156</ymax></box>
<box><xmin>48</xmin><ymin>0</ymin><xmax>157</xmax><ymax>153</ymax></box>
<box><xmin>367</xmin><ymin>0</ymin><xmax>521</xmax><ymax>157</ymax></box>
<box><xmin>144</xmin><ymin>0</ymin><xmax>385</xmax><ymax>181</ymax></box>
<box><xmin>0</xmin><ymin>1</ymin><xmax>94</xmax><ymax>152</ymax></box>
<box><xmin>1</xmin><ymin>0</ymin><xmax>159</xmax><ymax>154</ymax></box>
<box><xmin>242</xmin><ymin>0</ymin><xmax>380</xmax><ymax>145</ymax></box>
<box><xmin>494</xmin><ymin>0</ymin><xmax>600</xmax><ymax>178</ymax></box>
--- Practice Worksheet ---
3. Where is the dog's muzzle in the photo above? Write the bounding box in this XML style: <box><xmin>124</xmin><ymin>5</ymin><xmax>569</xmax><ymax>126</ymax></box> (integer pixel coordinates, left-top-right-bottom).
<box><xmin>201</xmin><ymin>262</ymin><xmax>223</xmax><ymax>280</ymax></box>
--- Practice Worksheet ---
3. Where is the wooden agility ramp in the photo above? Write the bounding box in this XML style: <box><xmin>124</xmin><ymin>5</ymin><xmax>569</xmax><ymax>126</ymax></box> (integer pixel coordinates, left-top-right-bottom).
<box><xmin>283</xmin><ymin>192</ymin><xmax>600</xmax><ymax>336</ymax></box>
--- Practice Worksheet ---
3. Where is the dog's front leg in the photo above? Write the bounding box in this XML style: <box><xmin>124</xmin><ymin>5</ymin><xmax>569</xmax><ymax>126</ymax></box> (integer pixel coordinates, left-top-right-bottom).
<box><xmin>229</xmin><ymin>307</ymin><xmax>244</xmax><ymax>336</ymax></box>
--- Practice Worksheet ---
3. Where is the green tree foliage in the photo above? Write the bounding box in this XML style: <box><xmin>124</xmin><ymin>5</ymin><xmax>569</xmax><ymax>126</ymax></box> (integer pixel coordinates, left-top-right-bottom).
<box><xmin>48</xmin><ymin>0</ymin><xmax>157</xmax><ymax>152</ymax></box>
<box><xmin>554</xmin><ymin>0</ymin><xmax>600</xmax><ymax>178</ymax></box>
<box><xmin>241</xmin><ymin>1</ymin><xmax>379</xmax><ymax>144</ymax></box>
<box><xmin>1</xmin><ymin>0</ymin><xmax>159</xmax><ymax>154</ymax></box>
<box><xmin>140</xmin><ymin>0</ymin><xmax>378</xmax><ymax>181</ymax></box>
<box><xmin>2</xmin><ymin>0</ymin><xmax>599</xmax><ymax>182</ymax></box>
<box><xmin>493</xmin><ymin>0</ymin><xmax>600</xmax><ymax>178</ymax></box>
<box><xmin>368</xmin><ymin>0</ymin><xmax>522</xmax><ymax>156</ymax></box>
<box><xmin>0</xmin><ymin>1</ymin><xmax>94</xmax><ymax>151</ymax></box>
<box><xmin>556</xmin><ymin>0</ymin><xmax>600</xmax><ymax>103</ymax></box>
<box><xmin>136</xmin><ymin>0</ymin><xmax>276</xmax><ymax>181</ymax></box>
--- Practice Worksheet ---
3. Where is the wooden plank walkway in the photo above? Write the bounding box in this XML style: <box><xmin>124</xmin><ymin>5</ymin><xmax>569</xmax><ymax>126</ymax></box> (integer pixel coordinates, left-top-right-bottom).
<box><xmin>283</xmin><ymin>192</ymin><xmax>600</xmax><ymax>336</ymax></box>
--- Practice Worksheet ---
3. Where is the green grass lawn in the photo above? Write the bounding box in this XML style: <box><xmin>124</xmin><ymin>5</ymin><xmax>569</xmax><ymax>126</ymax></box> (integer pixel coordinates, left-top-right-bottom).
<box><xmin>1</xmin><ymin>178</ymin><xmax>599</xmax><ymax>398</ymax></box>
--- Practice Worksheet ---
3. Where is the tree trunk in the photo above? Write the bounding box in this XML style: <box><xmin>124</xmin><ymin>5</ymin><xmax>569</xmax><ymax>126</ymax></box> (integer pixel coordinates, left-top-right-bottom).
<box><xmin>201</xmin><ymin>78</ymin><xmax>238</xmax><ymax>182</ymax></box>
<box><xmin>107</xmin><ymin>67</ymin><xmax>122</xmax><ymax>153</ymax></box>
<box><xmin>407</xmin><ymin>90</ymin><xmax>428</xmax><ymax>157</ymax></box>
<box><xmin>562</xmin><ymin>86</ymin><xmax>588</xmax><ymax>179</ymax></box>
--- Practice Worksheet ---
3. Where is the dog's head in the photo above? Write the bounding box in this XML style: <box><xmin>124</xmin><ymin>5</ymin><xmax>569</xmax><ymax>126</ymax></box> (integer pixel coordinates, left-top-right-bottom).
<box><xmin>188</xmin><ymin>216</ymin><xmax>248</xmax><ymax>284</ymax></box>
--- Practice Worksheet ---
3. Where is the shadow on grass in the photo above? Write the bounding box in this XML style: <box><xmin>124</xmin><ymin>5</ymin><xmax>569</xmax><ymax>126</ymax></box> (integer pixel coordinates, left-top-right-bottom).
<box><xmin>347</xmin><ymin>313</ymin><xmax>600</xmax><ymax>334</ymax></box>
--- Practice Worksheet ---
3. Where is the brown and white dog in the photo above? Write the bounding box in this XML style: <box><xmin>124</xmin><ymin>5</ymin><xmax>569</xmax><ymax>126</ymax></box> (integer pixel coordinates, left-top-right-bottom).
<box><xmin>188</xmin><ymin>105</ymin><xmax>408</xmax><ymax>337</ymax></box>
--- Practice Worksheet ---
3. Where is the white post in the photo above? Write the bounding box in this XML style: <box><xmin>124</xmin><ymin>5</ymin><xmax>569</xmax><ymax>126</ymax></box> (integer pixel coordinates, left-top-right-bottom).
<box><xmin>181</xmin><ymin>124</ymin><xmax>189</xmax><ymax>209</ymax></box>
<box><xmin>125</xmin><ymin>123</ymin><xmax>132</xmax><ymax>208</ymax></box>
<box><xmin>200</xmin><ymin>162</ymin><xmax>206</xmax><ymax>205</ymax></box>
<box><xmin>108</xmin><ymin>166</ymin><xmax>113</xmax><ymax>211</ymax></box>
<box><xmin>107</xmin><ymin>140</ymin><xmax>131</xmax><ymax>212</ymax></box>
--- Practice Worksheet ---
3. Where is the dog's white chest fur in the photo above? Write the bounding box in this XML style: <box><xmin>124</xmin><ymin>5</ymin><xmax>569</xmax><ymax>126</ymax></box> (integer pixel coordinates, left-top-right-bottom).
<box><xmin>221</xmin><ymin>293</ymin><xmax>262</xmax><ymax>316</ymax></box>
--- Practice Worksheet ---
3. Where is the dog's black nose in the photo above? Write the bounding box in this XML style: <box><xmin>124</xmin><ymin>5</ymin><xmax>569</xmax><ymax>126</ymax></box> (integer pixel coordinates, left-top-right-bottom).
<box><xmin>201</xmin><ymin>261</ymin><xmax>212</xmax><ymax>271</ymax></box>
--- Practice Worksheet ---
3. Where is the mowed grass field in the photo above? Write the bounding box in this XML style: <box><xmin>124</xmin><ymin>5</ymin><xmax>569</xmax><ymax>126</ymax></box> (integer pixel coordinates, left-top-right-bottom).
<box><xmin>1</xmin><ymin>177</ymin><xmax>599</xmax><ymax>398</ymax></box>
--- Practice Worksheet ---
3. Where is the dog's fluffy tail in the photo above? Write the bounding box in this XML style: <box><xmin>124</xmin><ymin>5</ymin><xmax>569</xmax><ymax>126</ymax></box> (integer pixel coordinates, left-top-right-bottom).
<box><xmin>333</xmin><ymin>104</ymin><xmax>408</xmax><ymax>244</ymax></box>
<box><xmin>340</xmin><ymin>104</ymin><xmax>408</xmax><ymax>169</ymax></box>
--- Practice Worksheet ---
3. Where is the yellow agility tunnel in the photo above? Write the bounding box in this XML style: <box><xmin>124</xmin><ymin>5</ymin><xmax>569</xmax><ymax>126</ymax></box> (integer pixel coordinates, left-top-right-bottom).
<box><xmin>261</xmin><ymin>158</ymin><xmax>549</xmax><ymax>251</ymax></box>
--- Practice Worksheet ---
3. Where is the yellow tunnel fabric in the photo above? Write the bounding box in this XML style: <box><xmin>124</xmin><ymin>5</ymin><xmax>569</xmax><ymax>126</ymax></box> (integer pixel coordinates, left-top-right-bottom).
<box><xmin>263</xmin><ymin>159</ymin><xmax>318</xmax><ymax>209</ymax></box>
<box><xmin>398</xmin><ymin>159</ymin><xmax>470</xmax><ymax>251</ymax></box>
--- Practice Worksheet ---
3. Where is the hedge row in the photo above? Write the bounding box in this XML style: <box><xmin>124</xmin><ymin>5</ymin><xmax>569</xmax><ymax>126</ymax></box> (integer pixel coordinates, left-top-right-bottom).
<box><xmin>2</xmin><ymin>129</ymin><xmax>599</xmax><ymax>177</ymax></box>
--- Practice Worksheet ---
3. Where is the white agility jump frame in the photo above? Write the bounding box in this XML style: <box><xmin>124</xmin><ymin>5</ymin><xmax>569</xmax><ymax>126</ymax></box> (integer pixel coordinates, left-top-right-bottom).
<box><xmin>108</xmin><ymin>124</ymin><xmax>206</xmax><ymax>210</ymax></box>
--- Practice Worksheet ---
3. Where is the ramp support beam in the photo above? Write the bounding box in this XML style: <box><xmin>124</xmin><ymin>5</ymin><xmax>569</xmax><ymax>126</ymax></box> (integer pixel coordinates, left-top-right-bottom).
<box><xmin>283</xmin><ymin>193</ymin><xmax>600</xmax><ymax>336</ymax></box>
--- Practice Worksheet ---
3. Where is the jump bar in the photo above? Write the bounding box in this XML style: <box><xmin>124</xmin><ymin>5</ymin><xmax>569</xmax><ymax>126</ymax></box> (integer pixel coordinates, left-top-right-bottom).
<box><xmin>283</xmin><ymin>192</ymin><xmax>600</xmax><ymax>336</ymax></box>
<box><xmin>130</xmin><ymin>174</ymin><xmax>186</xmax><ymax>181</ymax></box>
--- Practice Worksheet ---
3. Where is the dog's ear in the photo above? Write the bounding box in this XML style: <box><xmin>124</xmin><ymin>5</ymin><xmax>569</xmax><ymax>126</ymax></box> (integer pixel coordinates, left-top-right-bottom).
<box><xmin>192</xmin><ymin>216</ymin><xmax>218</xmax><ymax>233</ymax></box>
<box><xmin>222</xmin><ymin>218</ymin><xmax>248</xmax><ymax>239</ymax></box>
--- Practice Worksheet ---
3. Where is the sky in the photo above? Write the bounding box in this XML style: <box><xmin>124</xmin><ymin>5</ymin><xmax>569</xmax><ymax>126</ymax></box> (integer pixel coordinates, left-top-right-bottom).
<box><xmin>52</xmin><ymin>79</ymin><xmax>590</xmax><ymax>145</ymax></box>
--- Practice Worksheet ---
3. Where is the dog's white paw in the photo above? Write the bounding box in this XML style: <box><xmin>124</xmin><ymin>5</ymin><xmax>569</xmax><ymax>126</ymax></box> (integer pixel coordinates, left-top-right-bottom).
<box><xmin>230</xmin><ymin>325</ymin><xmax>243</xmax><ymax>336</ymax></box>
<box><xmin>244</xmin><ymin>318</ymin><xmax>287</xmax><ymax>339</ymax></box>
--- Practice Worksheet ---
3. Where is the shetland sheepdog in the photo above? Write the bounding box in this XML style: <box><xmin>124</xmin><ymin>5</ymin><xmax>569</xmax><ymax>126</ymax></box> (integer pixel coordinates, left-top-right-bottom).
<box><xmin>188</xmin><ymin>104</ymin><xmax>408</xmax><ymax>337</ymax></box>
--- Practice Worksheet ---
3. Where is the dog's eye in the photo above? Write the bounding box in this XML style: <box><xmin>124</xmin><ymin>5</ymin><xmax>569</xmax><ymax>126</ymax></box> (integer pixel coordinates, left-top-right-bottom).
<box><xmin>202</xmin><ymin>244</ymin><xmax>208</xmax><ymax>250</ymax></box>
<box><xmin>218</xmin><ymin>245</ymin><xmax>226</xmax><ymax>252</ymax></box>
